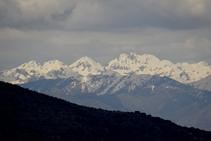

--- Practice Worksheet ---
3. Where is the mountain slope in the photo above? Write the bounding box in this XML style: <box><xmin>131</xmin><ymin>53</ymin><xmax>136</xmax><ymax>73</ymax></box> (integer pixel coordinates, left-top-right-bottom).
<box><xmin>20</xmin><ymin>74</ymin><xmax>211</xmax><ymax>131</ymax></box>
<box><xmin>1</xmin><ymin>81</ymin><xmax>211</xmax><ymax>140</ymax></box>
<box><xmin>189</xmin><ymin>75</ymin><xmax>211</xmax><ymax>91</ymax></box>
<box><xmin>21</xmin><ymin>73</ymin><xmax>153</xmax><ymax>95</ymax></box>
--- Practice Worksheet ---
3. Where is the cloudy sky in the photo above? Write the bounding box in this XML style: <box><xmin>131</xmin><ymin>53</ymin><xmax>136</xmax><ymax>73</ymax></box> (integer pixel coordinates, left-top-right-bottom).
<box><xmin>1</xmin><ymin>0</ymin><xmax>211</xmax><ymax>71</ymax></box>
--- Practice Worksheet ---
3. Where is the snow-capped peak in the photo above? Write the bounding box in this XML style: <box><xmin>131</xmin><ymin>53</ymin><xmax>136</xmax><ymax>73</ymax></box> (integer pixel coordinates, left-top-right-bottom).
<box><xmin>1</xmin><ymin>53</ymin><xmax>211</xmax><ymax>86</ymax></box>
<box><xmin>106</xmin><ymin>52</ymin><xmax>211</xmax><ymax>83</ymax></box>
<box><xmin>17</xmin><ymin>60</ymin><xmax>41</xmax><ymax>70</ymax></box>
<box><xmin>197</xmin><ymin>61</ymin><xmax>209</xmax><ymax>67</ymax></box>
<box><xmin>106</xmin><ymin>53</ymin><xmax>162</xmax><ymax>75</ymax></box>
<box><xmin>42</xmin><ymin>59</ymin><xmax>67</xmax><ymax>71</ymax></box>
<box><xmin>77</xmin><ymin>56</ymin><xmax>93</xmax><ymax>62</ymax></box>
<box><xmin>69</xmin><ymin>56</ymin><xmax>105</xmax><ymax>76</ymax></box>
<box><xmin>0</xmin><ymin>59</ymin><xmax>78</xmax><ymax>84</ymax></box>
<box><xmin>36</xmin><ymin>59</ymin><xmax>79</xmax><ymax>79</ymax></box>
<box><xmin>43</xmin><ymin>59</ymin><xmax>64</xmax><ymax>65</ymax></box>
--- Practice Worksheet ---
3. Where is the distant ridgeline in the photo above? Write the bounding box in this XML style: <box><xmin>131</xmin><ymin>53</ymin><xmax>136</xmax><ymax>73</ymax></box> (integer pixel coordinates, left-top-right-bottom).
<box><xmin>0</xmin><ymin>81</ymin><xmax>211</xmax><ymax>140</ymax></box>
<box><xmin>1</xmin><ymin>53</ymin><xmax>211</xmax><ymax>91</ymax></box>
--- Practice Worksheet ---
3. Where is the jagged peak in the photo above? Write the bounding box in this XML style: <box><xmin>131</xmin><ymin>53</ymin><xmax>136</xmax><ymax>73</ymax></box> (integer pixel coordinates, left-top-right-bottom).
<box><xmin>46</xmin><ymin>59</ymin><xmax>62</xmax><ymax>63</ymax></box>
<box><xmin>17</xmin><ymin>60</ymin><xmax>40</xmax><ymax>69</ymax></box>
<box><xmin>130</xmin><ymin>52</ymin><xmax>137</xmax><ymax>56</ymax></box>
<box><xmin>128</xmin><ymin>52</ymin><xmax>139</xmax><ymax>60</ymax></box>
<box><xmin>141</xmin><ymin>54</ymin><xmax>157</xmax><ymax>58</ymax></box>
<box><xmin>69</xmin><ymin>56</ymin><xmax>104</xmax><ymax>77</ymax></box>
<box><xmin>137</xmin><ymin>54</ymin><xmax>160</xmax><ymax>63</ymax></box>
<box><xmin>43</xmin><ymin>59</ymin><xmax>65</xmax><ymax>66</ymax></box>
<box><xmin>175</xmin><ymin>61</ymin><xmax>210</xmax><ymax>68</ymax></box>
<box><xmin>83</xmin><ymin>56</ymin><xmax>93</xmax><ymax>60</ymax></box>
<box><xmin>119</xmin><ymin>53</ymin><xmax>128</xmax><ymax>56</ymax></box>
<box><xmin>117</xmin><ymin>53</ymin><xmax>158</xmax><ymax>60</ymax></box>
<box><xmin>23</xmin><ymin>60</ymin><xmax>39</xmax><ymax>65</ymax></box>
<box><xmin>160</xmin><ymin>60</ymin><xmax>174</xmax><ymax>66</ymax></box>
<box><xmin>197</xmin><ymin>61</ymin><xmax>209</xmax><ymax>66</ymax></box>
<box><xmin>70</xmin><ymin>56</ymin><xmax>103</xmax><ymax>68</ymax></box>
<box><xmin>71</xmin><ymin>56</ymin><xmax>94</xmax><ymax>64</ymax></box>
<box><xmin>83</xmin><ymin>56</ymin><xmax>92</xmax><ymax>59</ymax></box>
<box><xmin>27</xmin><ymin>60</ymin><xmax>38</xmax><ymax>64</ymax></box>
<box><xmin>117</xmin><ymin>53</ymin><xmax>129</xmax><ymax>59</ymax></box>
<box><xmin>108</xmin><ymin>53</ymin><xmax>160</xmax><ymax>66</ymax></box>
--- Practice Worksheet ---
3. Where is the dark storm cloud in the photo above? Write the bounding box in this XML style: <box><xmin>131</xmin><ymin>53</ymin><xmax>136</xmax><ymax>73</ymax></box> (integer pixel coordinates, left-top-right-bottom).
<box><xmin>1</xmin><ymin>0</ymin><xmax>211</xmax><ymax>31</ymax></box>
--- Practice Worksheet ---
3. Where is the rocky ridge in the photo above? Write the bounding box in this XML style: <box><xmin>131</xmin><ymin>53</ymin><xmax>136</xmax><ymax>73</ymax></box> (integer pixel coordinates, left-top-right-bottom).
<box><xmin>1</xmin><ymin>53</ymin><xmax>211</xmax><ymax>91</ymax></box>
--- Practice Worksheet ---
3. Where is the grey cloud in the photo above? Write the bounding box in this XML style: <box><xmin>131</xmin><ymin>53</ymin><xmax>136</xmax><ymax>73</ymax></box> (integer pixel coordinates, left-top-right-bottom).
<box><xmin>51</xmin><ymin>9</ymin><xmax>74</xmax><ymax>22</ymax></box>
<box><xmin>1</xmin><ymin>0</ymin><xmax>211</xmax><ymax>31</ymax></box>
<box><xmin>0</xmin><ymin>0</ymin><xmax>76</xmax><ymax>29</ymax></box>
<box><xmin>0</xmin><ymin>0</ymin><xmax>211</xmax><ymax>71</ymax></box>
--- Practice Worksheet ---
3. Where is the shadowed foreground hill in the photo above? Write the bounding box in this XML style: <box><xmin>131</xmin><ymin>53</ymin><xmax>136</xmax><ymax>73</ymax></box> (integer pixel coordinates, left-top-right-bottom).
<box><xmin>0</xmin><ymin>81</ymin><xmax>211</xmax><ymax>140</ymax></box>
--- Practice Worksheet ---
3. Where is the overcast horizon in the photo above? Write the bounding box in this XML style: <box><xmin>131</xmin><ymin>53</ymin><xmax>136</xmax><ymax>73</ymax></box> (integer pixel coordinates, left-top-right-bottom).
<box><xmin>1</xmin><ymin>0</ymin><xmax>211</xmax><ymax>71</ymax></box>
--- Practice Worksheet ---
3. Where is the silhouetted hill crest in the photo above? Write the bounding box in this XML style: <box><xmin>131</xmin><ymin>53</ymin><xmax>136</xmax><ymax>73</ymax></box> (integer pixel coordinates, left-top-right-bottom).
<box><xmin>0</xmin><ymin>81</ymin><xmax>211</xmax><ymax>140</ymax></box>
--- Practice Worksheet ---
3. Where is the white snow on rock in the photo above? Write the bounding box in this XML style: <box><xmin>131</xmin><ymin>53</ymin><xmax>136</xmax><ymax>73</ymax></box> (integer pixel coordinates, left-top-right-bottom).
<box><xmin>40</xmin><ymin>59</ymin><xmax>78</xmax><ymax>79</ymax></box>
<box><xmin>80</xmin><ymin>74</ymin><xmax>152</xmax><ymax>95</ymax></box>
<box><xmin>189</xmin><ymin>75</ymin><xmax>211</xmax><ymax>91</ymax></box>
<box><xmin>106</xmin><ymin>53</ymin><xmax>211</xmax><ymax>84</ymax></box>
<box><xmin>0</xmin><ymin>60</ymin><xmax>78</xmax><ymax>84</ymax></box>
<box><xmin>69</xmin><ymin>56</ymin><xmax>105</xmax><ymax>76</ymax></box>
<box><xmin>1</xmin><ymin>53</ymin><xmax>211</xmax><ymax>89</ymax></box>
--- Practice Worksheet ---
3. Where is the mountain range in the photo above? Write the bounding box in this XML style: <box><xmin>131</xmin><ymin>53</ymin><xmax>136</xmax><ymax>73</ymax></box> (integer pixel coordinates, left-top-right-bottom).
<box><xmin>1</xmin><ymin>53</ymin><xmax>211</xmax><ymax>91</ymax></box>
<box><xmin>1</xmin><ymin>53</ymin><xmax>211</xmax><ymax>131</ymax></box>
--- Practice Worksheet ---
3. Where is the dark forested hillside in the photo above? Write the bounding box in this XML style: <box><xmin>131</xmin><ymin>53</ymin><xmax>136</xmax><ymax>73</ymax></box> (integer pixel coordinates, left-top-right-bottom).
<box><xmin>20</xmin><ymin>75</ymin><xmax>211</xmax><ymax>131</ymax></box>
<box><xmin>0</xmin><ymin>81</ymin><xmax>211</xmax><ymax>140</ymax></box>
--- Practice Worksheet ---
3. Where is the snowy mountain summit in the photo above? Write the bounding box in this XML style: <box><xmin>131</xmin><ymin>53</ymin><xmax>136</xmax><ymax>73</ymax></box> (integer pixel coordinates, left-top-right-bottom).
<box><xmin>106</xmin><ymin>53</ymin><xmax>211</xmax><ymax>84</ymax></box>
<box><xmin>0</xmin><ymin>60</ymin><xmax>78</xmax><ymax>84</ymax></box>
<box><xmin>106</xmin><ymin>53</ymin><xmax>172</xmax><ymax>74</ymax></box>
<box><xmin>1</xmin><ymin>53</ymin><xmax>211</xmax><ymax>90</ymax></box>
<box><xmin>69</xmin><ymin>56</ymin><xmax>105</xmax><ymax>76</ymax></box>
